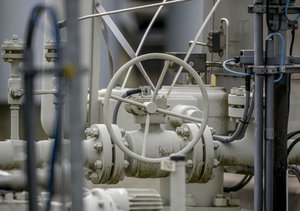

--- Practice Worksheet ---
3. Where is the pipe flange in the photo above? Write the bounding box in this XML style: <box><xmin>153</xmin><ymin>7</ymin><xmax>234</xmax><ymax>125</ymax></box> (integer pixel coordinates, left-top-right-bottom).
<box><xmin>184</xmin><ymin>123</ymin><xmax>214</xmax><ymax>183</ymax></box>
<box><xmin>85</xmin><ymin>124</ymin><xmax>124</xmax><ymax>184</ymax></box>
<box><xmin>1</xmin><ymin>35</ymin><xmax>24</xmax><ymax>63</ymax></box>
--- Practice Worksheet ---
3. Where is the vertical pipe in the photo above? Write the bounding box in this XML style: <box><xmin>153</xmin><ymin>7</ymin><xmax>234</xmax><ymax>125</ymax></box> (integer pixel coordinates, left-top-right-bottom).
<box><xmin>170</xmin><ymin>156</ymin><xmax>186</xmax><ymax>211</ymax></box>
<box><xmin>24</xmin><ymin>51</ymin><xmax>38</xmax><ymax>211</ymax></box>
<box><xmin>265</xmin><ymin>75</ymin><xmax>274</xmax><ymax>211</ymax></box>
<box><xmin>272</xmin><ymin>8</ymin><xmax>288</xmax><ymax>210</ymax></box>
<box><xmin>265</xmin><ymin>39</ymin><xmax>274</xmax><ymax>211</ymax></box>
<box><xmin>273</xmin><ymin>49</ymin><xmax>289</xmax><ymax>211</ymax></box>
<box><xmin>65</xmin><ymin>0</ymin><xmax>84</xmax><ymax>211</ymax></box>
<box><xmin>88</xmin><ymin>0</ymin><xmax>101</xmax><ymax>126</ymax></box>
<box><xmin>10</xmin><ymin>62</ymin><xmax>21</xmax><ymax>140</ymax></box>
<box><xmin>253</xmin><ymin>0</ymin><xmax>264</xmax><ymax>210</ymax></box>
<box><xmin>273</xmin><ymin>75</ymin><xmax>289</xmax><ymax>211</ymax></box>
<box><xmin>10</xmin><ymin>106</ymin><xmax>19</xmax><ymax>140</ymax></box>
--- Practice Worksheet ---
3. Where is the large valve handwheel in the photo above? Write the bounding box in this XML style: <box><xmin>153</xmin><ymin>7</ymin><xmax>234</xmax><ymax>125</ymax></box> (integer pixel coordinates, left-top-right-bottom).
<box><xmin>103</xmin><ymin>53</ymin><xmax>209</xmax><ymax>163</ymax></box>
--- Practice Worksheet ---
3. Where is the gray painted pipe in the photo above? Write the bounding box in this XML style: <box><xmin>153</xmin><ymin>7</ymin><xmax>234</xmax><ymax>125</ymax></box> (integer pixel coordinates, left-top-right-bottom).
<box><xmin>253</xmin><ymin>0</ymin><xmax>264</xmax><ymax>209</ymax></box>
<box><xmin>65</xmin><ymin>0</ymin><xmax>84</xmax><ymax>210</ymax></box>
<box><xmin>265</xmin><ymin>75</ymin><xmax>274</xmax><ymax>211</ymax></box>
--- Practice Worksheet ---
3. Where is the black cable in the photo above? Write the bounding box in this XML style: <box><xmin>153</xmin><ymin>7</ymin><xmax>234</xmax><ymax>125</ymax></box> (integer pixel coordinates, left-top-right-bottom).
<box><xmin>287</xmin><ymin>136</ymin><xmax>300</xmax><ymax>157</ymax></box>
<box><xmin>112</xmin><ymin>88</ymin><xmax>142</xmax><ymax>124</ymax></box>
<box><xmin>213</xmin><ymin>74</ymin><xmax>253</xmax><ymax>143</ymax></box>
<box><xmin>224</xmin><ymin>175</ymin><xmax>253</xmax><ymax>192</ymax></box>
<box><xmin>288</xmin><ymin>130</ymin><xmax>300</xmax><ymax>140</ymax></box>
<box><xmin>266</xmin><ymin>0</ymin><xmax>282</xmax><ymax>33</ymax></box>
<box><xmin>290</xmin><ymin>29</ymin><xmax>295</xmax><ymax>56</ymax></box>
<box><xmin>288</xmin><ymin>165</ymin><xmax>300</xmax><ymax>183</ymax></box>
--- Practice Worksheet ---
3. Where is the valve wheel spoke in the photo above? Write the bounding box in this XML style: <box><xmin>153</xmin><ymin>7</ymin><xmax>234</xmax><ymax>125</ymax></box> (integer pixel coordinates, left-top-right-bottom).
<box><xmin>111</xmin><ymin>94</ymin><xmax>146</xmax><ymax>108</ymax></box>
<box><xmin>135</xmin><ymin>62</ymin><xmax>155</xmax><ymax>90</ymax></box>
<box><xmin>151</xmin><ymin>60</ymin><xmax>170</xmax><ymax>102</ymax></box>
<box><xmin>156</xmin><ymin>108</ymin><xmax>202</xmax><ymax>123</ymax></box>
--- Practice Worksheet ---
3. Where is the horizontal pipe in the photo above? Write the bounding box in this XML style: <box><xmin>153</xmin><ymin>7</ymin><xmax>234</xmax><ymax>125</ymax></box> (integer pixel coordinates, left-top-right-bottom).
<box><xmin>214</xmin><ymin>124</ymin><xmax>254</xmax><ymax>166</ymax></box>
<box><xmin>0</xmin><ymin>139</ymin><xmax>97</xmax><ymax>170</ymax></box>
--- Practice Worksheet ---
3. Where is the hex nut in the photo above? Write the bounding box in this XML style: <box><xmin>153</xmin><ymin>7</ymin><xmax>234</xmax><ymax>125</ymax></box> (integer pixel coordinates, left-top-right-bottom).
<box><xmin>4</xmin><ymin>193</ymin><xmax>13</xmax><ymax>201</ymax></box>
<box><xmin>236</xmin><ymin>88</ymin><xmax>245</xmax><ymax>96</ymax></box>
<box><xmin>15</xmin><ymin>192</ymin><xmax>28</xmax><ymax>200</ymax></box>
<box><xmin>213</xmin><ymin>142</ymin><xmax>219</xmax><ymax>150</ymax></box>
<box><xmin>9</xmin><ymin>86</ymin><xmax>23</xmax><ymax>98</ymax></box>
<box><xmin>230</xmin><ymin>87</ymin><xmax>238</xmax><ymax>95</ymax></box>
<box><xmin>85</xmin><ymin>127</ymin><xmax>99</xmax><ymax>138</ymax></box>
<box><xmin>123</xmin><ymin>160</ymin><xmax>129</xmax><ymax>169</ymax></box>
<box><xmin>176</xmin><ymin>126</ymin><xmax>190</xmax><ymax>137</ymax></box>
<box><xmin>90</xmin><ymin>172</ymin><xmax>99</xmax><ymax>184</ymax></box>
<box><xmin>228</xmin><ymin>192</ymin><xmax>240</xmax><ymax>207</ymax></box>
<box><xmin>94</xmin><ymin>160</ymin><xmax>103</xmax><ymax>169</ymax></box>
<box><xmin>213</xmin><ymin>194</ymin><xmax>227</xmax><ymax>207</ymax></box>
<box><xmin>93</xmin><ymin>142</ymin><xmax>103</xmax><ymax>151</ymax></box>
<box><xmin>209</xmin><ymin>127</ymin><xmax>216</xmax><ymax>135</ymax></box>
<box><xmin>213</xmin><ymin>159</ymin><xmax>221</xmax><ymax>167</ymax></box>
<box><xmin>186</xmin><ymin>159</ymin><xmax>193</xmax><ymax>168</ymax></box>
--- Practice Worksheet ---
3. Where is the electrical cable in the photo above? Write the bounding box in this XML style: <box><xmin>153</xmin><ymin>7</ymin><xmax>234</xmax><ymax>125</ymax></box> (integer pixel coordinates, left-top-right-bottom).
<box><xmin>266</xmin><ymin>0</ymin><xmax>282</xmax><ymax>33</ymax></box>
<box><xmin>285</xmin><ymin>0</ymin><xmax>300</xmax><ymax>23</ymax></box>
<box><xmin>214</xmin><ymin>92</ymin><xmax>254</xmax><ymax>142</ymax></box>
<box><xmin>24</xmin><ymin>4</ymin><xmax>62</xmax><ymax>211</ymax></box>
<box><xmin>290</xmin><ymin>29</ymin><xmax>295</xmax><ymax>56</ymax></box>
<box><xmin>287</xmin><ymin>134</ymin><xmax>300</xmax><ymax>184</ymax></box>
<box><xmin>240</xmin><ymin>91</ymin><xmax>255</xmax><ymax>136</ymax></box>
<box><xmin>213</xmin><ymin>61</ymin><xmax>254</xmax><ymax>143</ymax></box>
<box><xmin>112</xmin><ymin>88</ymin><xmax>142</xmax><ymax>124</ymax></box>
<box><xmin>287</xmin><ymin>136</ymin><xmax>300</xmax><ymax>157</ymax></box>
<box><xmin>222</xmin><ymin>58</ymin><xmax>252</xmax><ymax>76</ymax></box>
<box><xmin>287</xmin><ymin>130</ymin><xmax>300</xmax><ymax>140</ymax></box>
<box><xmin>266</xmin><ymin>32</ymin><xmax>285</xmax><ymax>83</ymax></box>
<box><xmin>288</xmin><ymin>166</ymin><xmax>300</xmax><ymax>183</ymax></box>
<box><xmin>224</xmin><ymin>174</ymin><xmax>253</xmax><ymax>192</ymax></box>
<box><xmin>213</xmin><ymin>76</ymin><xmax>253</xmax><ymax>143</ymax></box>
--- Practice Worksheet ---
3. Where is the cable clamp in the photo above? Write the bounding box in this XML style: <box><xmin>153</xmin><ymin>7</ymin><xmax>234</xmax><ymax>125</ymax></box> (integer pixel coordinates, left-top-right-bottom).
<box><xmin>265</xmin><ymin>128</ymin><xmax>274</xmax><ymax>140</ymax></box>
<box><xmin>280</xmin><ymin>66</ymin><xmax>286</xmax><ymax>73</ymax></box>
<box><xmin>253</xmin><ymin>65</ymin><xmax>279</xmax><ymax>74</ymax></box>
